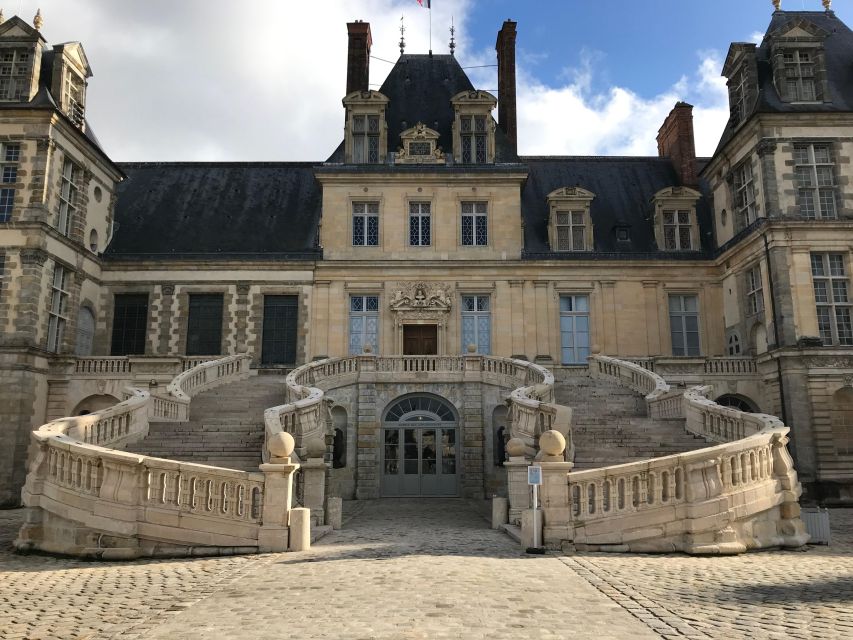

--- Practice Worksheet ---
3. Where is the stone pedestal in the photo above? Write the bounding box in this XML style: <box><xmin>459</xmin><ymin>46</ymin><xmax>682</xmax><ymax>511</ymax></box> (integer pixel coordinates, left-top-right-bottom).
<box><xmin>327</xmin><ymin>496</ymin><xmax>343</xmax><ymax>530</ymax></box>
<box><xmin>301</xmin><ymin>457</ymin><xmax>328</xmax><ymax>526</ymax></box>
<box><xmin>538</xmin><ymin>461</ymin><xmax>574</xmax><ymax>547</ymax></box>
<box><xmin>521</xmin><ymin>508</ymin><xmax>539</xmax><ymax>549</ymax></box>
<box><xmin>504</xmin><ymin>457</ymin><xmax>531</xmax><ymax>525</ymax></box>
<box><xmin>288</xmin><ymin>508</ymin><xmax>311</xmax><ymax>552</ymax></box>
<box><xmin>491</xmin><ymin>496</ymin><xmax>508</xmax><ymax>529</ymax></box>
<box><xmin>258</xmin><ymin>457</ymin><xmax>299</xmax><ymax>553</ymax></box>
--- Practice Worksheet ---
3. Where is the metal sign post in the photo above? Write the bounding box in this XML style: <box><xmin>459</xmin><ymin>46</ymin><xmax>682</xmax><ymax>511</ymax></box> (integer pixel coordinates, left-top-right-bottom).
<box><xmin>527</xmin><ymin>465</ymin><xmax>544</xmax><ymax>553</ymax></box>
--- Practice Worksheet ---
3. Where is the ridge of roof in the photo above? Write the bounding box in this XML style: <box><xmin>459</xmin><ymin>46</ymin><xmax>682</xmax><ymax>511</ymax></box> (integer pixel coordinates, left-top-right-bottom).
<box><xmin>116</xmin><ymin>161</ymin><xmax>321</xmax><ymax>168</ymax></box>
<box><xmin>521</xmin><ymin>155</ymin><xmax>673</xmax><ymax>162</ymax></box>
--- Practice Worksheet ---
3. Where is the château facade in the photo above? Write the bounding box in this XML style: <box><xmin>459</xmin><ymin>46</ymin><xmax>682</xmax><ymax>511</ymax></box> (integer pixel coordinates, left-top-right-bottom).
<box><xmin>1</xmin><ymin>7</ymin><xmax>852</xmax><ymax>511</ymax></box>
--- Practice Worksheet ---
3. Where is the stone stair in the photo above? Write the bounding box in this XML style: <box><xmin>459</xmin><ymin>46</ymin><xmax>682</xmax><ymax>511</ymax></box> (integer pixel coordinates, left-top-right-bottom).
<box><xmin>554</xmin><ymin>372</ymin><xmax>707</xmax><ymax>470</ymax></box>
<box><xmin>125</xmin><ymin>374</ymin><xmax>285</xmax><ymax>472</ymax></box>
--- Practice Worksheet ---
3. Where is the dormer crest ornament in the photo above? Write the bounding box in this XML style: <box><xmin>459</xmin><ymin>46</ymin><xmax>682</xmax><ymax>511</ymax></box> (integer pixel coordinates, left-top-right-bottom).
<box><xmin>395</xmin><ymin>122</ymin><xmax>445</xmax><ymax>164</ymax></box>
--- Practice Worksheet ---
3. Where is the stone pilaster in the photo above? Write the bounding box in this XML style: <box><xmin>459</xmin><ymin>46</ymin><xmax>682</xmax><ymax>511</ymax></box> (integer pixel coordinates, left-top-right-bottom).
<box><xmin>157</xmin><ymin>284</ymin><xmax>174</xmax><ymax>355</ymax></box>
<box><xmin>234</xmin><ymin>283</ymin><xmax>250</xmax><ymax>354</ymax></box>
<box><xmin>356</xmin><ymin>355</ymin><xmax>379</xmax><ymax>499</ymax></box>
<box><xmin>13</xmin><ymin>249</ymin><xmax>48</xmax><ymax>346</ymax></box>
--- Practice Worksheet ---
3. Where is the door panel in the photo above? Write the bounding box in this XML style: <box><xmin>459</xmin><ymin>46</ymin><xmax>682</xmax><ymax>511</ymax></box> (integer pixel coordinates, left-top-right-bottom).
<box><xmin>403</xmin><ymin>325</ymin><xmax>438</xmax><ymax>355</ymax></box>
<box><xmin>380</xmin><ymin>425</ymin><xmax>459</xmax><ymax>497</ymax></box>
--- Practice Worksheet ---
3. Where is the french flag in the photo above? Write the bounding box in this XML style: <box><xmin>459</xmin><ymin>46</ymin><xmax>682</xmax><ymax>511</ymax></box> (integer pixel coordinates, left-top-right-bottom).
<box><xmin>417</xmin><ymin>0</ymin><xmax>431</xmax><ymax>7</ymax></box>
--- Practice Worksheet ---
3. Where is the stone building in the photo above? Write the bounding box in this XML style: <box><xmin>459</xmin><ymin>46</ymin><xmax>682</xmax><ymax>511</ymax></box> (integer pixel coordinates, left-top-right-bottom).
<box><xmin>1</xmin><ymin>6</ymin><xmax>852</xmax><ymax>509</ymax></box>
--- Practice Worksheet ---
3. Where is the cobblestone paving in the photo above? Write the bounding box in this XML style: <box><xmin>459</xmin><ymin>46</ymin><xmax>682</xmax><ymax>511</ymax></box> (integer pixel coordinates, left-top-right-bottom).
<box><xmin>559</xmin><ymin>509</ymin><xmax>853</xmax><ymax>640</ymax></box>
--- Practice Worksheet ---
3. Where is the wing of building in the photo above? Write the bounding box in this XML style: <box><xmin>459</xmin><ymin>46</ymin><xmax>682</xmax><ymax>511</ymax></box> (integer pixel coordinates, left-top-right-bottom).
<box><xmin>1</xmin><ymin>7</ymin><xmax>852</xmax><ymax>507</ymax></box>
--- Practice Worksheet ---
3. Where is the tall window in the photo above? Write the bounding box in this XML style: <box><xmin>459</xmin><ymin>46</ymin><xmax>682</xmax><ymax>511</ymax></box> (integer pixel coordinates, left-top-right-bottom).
<box><xmin>111</xmin><ymin>294</ymin><xmax>148</xmax><ymax>355</ymax></box>
<box><xmin>58</xmin><ymin>158</ymin><xmax>79</xmax><ymax>237</ymax></box>
<box><xmin>795</xmin><ymin>144</ymin><xmax>836</xmax><ymax>219</ymax></box>
<box><xmin>559</xmin><ymin>295</ymin><xmax>590</xmax><ymax>365</ymax></box>
<box><xmin>555</xmin><ymin>211</ymin><xmax>586</xmax><ymax>251</ymax></box>
<box><xmin>349</xmin><ymin>295</ymin><xmax>378</xmax><ymax>355</ymax></box>
<box><xmin>783</xmin><ymin>50</ymin><xmax>816</xmax><ymax>102</ymax></box>
<box><xmin>186</xmin><ymin>294</ymin><xmax>224</xmax><ymax>355</ymax></box>
<box><xmin>0</xmin><ymin>49</ymin><xmax>32</xmax><ymax>101</ymax></box>
<box><xmin>669</xmin><ymin>294</ymin><xmax>700</xmax><ymax>356</ymax></box>
<box><xmin>662</xmin><ymin>210</ymin><xmax>692</xmax><ymax>250</ymax></box>
<box><xmin>730</xmin><ymin>65</ymin><xmax>749</xmax><ymax>124</ymax></box>
<box><xmin>461</xmin><ymin>295</ymin><xmax>490</xmax><ymax>354</ymax></box>
<box><xmin>461</xmin><ymin>202</ymin><xmax>488</xmax><ymax>246</ymax></box>
<box><xmin>352</xmin><ymin>114</ymin><xmax>379</xmax><ymax>164</ymax></box>
<box><xmin>0</xmin><ymin>142</ymin><xmax>20</xmax><ymax>222</ymax></box>
<box><xmin>63</xmin><ymin>69</ymin><xmax>86</xmax><ymax>126</ymax></box>
<box><xmin>409</xmin><ymin>202</ymin><xmax>431</xmax><ymax>246</ymax></box>
<box><xmin>727</xmin><ymin>333</ymin><xmax>742</xmax><ymax>356</ymax></box>
<box><xmin>75</xmin><ymin>307</ymin><xmax>95</xmax><ymax>356</ymax></box>
<box><xmin>47</xmin><ymin>265</ymin><xmax>70</xmax><ymax>353</ymax></box>
<box><xmin>732</xmin><ymin>161</ymin><xmax>756</xmax><ymax>230</ymax></box>
<box><xmin>352</xmin><ymin>201</ymin><xmax>379</xmax><ymax>246</ymax></box>
<box><xmin>811</xmin><ymin>253</ymin><xmax>852</xmax><ymax>346</ymax></box>
<box><xmin>746</xmin><ymin>265</ymin><xmax>764</xmax><ymax>315</ymax></box>
<box><xmin>460</xmin><ymin>115</ymin><xmax>487</xmax><ymax>164</ymax></box>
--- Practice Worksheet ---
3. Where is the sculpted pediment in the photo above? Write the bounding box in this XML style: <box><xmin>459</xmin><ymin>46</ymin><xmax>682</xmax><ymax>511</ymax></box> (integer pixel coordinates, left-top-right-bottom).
<box><xmin>390</xmin><ymin>281</ymin><xmax>452</xmax><ymax>312</ymax></box>
<box><xmin>547</xmin><ymin>186</ymin><xmax>596</xmax><ymax>201</ymax></box>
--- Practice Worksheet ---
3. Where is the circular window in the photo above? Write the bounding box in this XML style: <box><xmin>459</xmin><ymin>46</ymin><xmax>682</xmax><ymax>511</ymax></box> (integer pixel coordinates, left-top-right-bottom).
<box><xmin>93</xmin><ymin>186</ymin><xmax>103</xmax><ymax>202</ymax></box>
<box><xmin>89</xmin><ymin>229</ymin><xmax>99</xmax><ymax>252</ymax></box>
<box><xmin>721</xmin><ymin>209</ymin><xmax>728</xmax><ymax>226</ymax></box>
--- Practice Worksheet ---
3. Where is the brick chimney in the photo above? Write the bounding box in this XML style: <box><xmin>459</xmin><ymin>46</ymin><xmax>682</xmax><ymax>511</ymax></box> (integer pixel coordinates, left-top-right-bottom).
<box><xmin>657</xmin><ymin>102</ymin><xmax>697</xmax><ymax>186</ymax></box>
<box><xmin>346</xmin><ymin>21</ymin><xmax>372</xmax><ymax>95</ymax></box>
<box><xmin>495</xmin><ymin>20</ymin><xmax>518</xmax><ymax>152</ymax></box>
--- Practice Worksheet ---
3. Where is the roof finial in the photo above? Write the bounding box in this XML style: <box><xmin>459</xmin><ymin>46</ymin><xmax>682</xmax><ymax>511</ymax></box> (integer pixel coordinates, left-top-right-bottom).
<box><xmin>33</xmin><ymin>8</ymin><xmax>43</xmax><ymax>31</ymax></box>
<box><xmin>823</xmin><ymin>0</ymin><xmax>832</xmax><ymax>11</ymax></box>
<box><xmin>449</xmin><ymin>17</ymin><xmax>456</xmax><ymax>56</ymax></box>
<box><xmin>771</xmin><ymin>0</ymin><xmax>781</xmax><ymax>10</ymax></box>
<box><xmin>399</xmin><ymin>15</ymin><xmax>406</xmax><ymax>55</ymax></box>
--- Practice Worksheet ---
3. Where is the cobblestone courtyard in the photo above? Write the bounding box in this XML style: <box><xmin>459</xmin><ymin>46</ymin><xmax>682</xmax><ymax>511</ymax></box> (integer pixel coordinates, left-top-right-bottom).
<box><xmin>0</xmin><ymin>502</ymin><xmax>850</xmax><ymax>639</ymax></box>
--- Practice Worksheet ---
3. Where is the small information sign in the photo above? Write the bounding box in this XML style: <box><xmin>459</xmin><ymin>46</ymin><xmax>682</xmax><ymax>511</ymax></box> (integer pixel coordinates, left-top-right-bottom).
<box><xmin>527</xmin><ymin>465</ymin><xmax>542</xmax><ymax>486</ymax></box>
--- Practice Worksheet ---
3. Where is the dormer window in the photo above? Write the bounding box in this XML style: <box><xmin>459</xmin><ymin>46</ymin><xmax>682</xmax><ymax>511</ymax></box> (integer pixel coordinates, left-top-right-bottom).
<box><xmin>63</xmin><ymin>68</ymin><xmax>86</xmax><ymax>126</ymax></box>
<box><xmin>49</xmin><ymin>42</ymin><xmax>92</xmax><ymax>130</ymax></box>
<box><xmin>0</xmin><ymin>49</ymin><xmax>32</xmax><ymax>101</ymax></box>
<box><xmin>767</xmin><ymin>18</ymin><xmax>829</xmax><ymax>104</ymax></box>
<box><xmin>783</xmin><ymin>50</ymin><xmax>816</xmax><ymax>102</ymax></box>
<box><xmin>451</xmin><ymin>90</ymin><xmax>497</xmax><ymax>165</ymax></box>
<box><xmin>546</xmin><ymin>187</ymin><xmax>595</xmax><ymax>252</ymax></box>
<box><xmin>730</xmin><ymin>64</ymin><xmax>749</xmax><ymax>124</ymax></box>
<box><xmin>395</xmin><ymin>122</ymin><xmax>444</xmax><ymax>165</ymax></box>
<box><xmin>343</xmin><ymin>90</ymin><xmax>389</xmax><ymax>164</ymax></box>
<box><xmin>722</xmin><ymin>43</ymin><xmax>757</xmax><ymax>128</ymax></box>
<box><xmin>652</xmin><ymin>186</ymin><xmax>701</xmax><ymax>252</ymax></box>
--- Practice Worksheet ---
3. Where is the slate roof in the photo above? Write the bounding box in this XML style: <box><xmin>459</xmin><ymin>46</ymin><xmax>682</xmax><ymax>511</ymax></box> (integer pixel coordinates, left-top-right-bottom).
<box><xmin>520</xmin><ymin>157</ymin><xmax>715</xmax><ymax>257</ymax></box>
<box><xmin>711</xmin><ymin>10</ymin><xmax>853</xmax><ymax>157</ymax></box>
<box><xmin>105</xmin><ymin>163</ymin><xmax>322</xmax><ymax>260</ymax></box>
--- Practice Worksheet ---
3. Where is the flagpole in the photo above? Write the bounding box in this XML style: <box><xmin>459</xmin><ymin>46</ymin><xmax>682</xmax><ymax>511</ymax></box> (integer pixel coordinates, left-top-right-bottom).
<box><xmin>429</xmin><ymin>4</ymin><xmax>432</xmax><ymax>54</ymax></box>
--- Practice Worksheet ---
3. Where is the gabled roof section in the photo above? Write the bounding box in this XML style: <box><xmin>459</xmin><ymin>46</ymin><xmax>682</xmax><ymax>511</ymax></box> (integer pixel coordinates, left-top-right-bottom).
<box><xmin>0</xmin><ymin>16</ymin><xmax>44</xmax><ymax>41</ymax></box>
<box><xmin>767</xmin><ymin>15</ymin><xmax>829</xmax><ymax>39</ymax></box>
<box><xmin>105</xmin><ymin>163</ymin><xmax>322</xmax><ymax>261</ymax></box>
<box><xmin>54</xmin><ymin>42</ymin><xmax>92</xmax><ymax>78</ymax></box>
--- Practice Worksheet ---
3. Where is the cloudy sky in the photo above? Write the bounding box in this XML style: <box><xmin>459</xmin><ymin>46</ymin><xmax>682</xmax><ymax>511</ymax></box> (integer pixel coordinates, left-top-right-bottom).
<box><xmin>10</xmin><ymin>0</ymin><xmax>853</xmax><ymax>161</ymax></box>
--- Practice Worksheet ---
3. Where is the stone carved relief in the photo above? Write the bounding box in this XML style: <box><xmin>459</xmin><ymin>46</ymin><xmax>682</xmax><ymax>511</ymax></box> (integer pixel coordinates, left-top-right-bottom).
<box><xmin>390</xmin><ymin>281</ymin><xmax>452</xmax><ymax>312</ymax></box>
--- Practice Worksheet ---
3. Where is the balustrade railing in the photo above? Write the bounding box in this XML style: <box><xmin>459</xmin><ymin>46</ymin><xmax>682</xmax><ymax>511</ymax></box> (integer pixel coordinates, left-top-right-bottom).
<box><xmin>74</xmin><ymin>357</ymin><xmax>133</xmax><ymax>375</ymax></box>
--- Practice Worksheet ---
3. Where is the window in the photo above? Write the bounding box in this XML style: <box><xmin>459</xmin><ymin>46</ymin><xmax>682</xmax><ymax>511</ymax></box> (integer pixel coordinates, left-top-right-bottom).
<box><xmin>47</xmin><ymin>265</ymin><xmax>70</xmax><ymax>353</ymax></box>
<box><xmin>559</xmin><ymin>295</ymin><xmax>590</xmax><ymax>365</ymax></box>
<box><xmin>261</xmin><ymin>295</ymin><xmax>298</xmax><ymax>365</ymax></box>
<box><xmin>111</xmin><ymin>294</ymin><xmax>148</xmax><ymax>355</ymax></box>
<box><xmin>460</xmin><ymin>115</ymin><xmax>487</xmax><ymax>164</ymax></box>
<box><xmin>0</xmin><ymin>142</ymin><xmax>19</xmax><ymax>222</ymax></box>
<box><xmin>75</xmin><ymin>307</ymin><xmax>95</xmax><ymax>356</ymax></box>
<box><xmin>730</xmin><ymin>64</ymin><xmax>749</xmax><ymax>124</ymax></box>
<box><xmin>727</xmin><ymin>333</ymin><xmax>742</xmax><ymax>356</ymax></box>
<box><xmin>0</xmin><ymin>49</ymin><xmax>32</xmax><ymax>101</ymax></box>
<box><xmin>58</xmin><ymin>158</ymin><xmax>80</xmax><ymax>237</ymax></box>
<box><xmin>732</xmin><ymin>161</ymin><xmax>757</xmax><ymax>230</ymax></box>
<box><xmin>783</xmin><ymin>50</ymin><xmax>817</xmax><ymax>102</ymax></box>
<box><xmin>662</xmin><ymin>210</ymin><xmax>692</xmax><ymax>251</ymax></box>
<box><xmin>555</xmin><ymin>211</ymin><xmax>587</xmax><ymax>251</ymax></box>
<box><xmin>794</xmin><ymin>144</ymin><xmax>836</xmax><ymax>219</ymax></box>
<box><xmin>63</xmin><ymin>68</ymin><xmax>86</xmax><ymax>126</ymax></box>
<box><xmin>349</xmin><ymin>295</ymin><xmax>379</xmax><ymax>355</ymax></box>
<box><xmin>461</xmin><ymin>295</ymin><xmax>490</xmax><ymax>354</ymax></box>
<box><xmin>669</xmin><ymin>294</ymin><xmax>700</xmax><ymax>356</ymax></box>
<box><xmin>746</xmin><ymin>265</ymin><xmax>764</xmax><ymax>315</ymax></box>
<box><xmin>352</xmin><ymin>114</ymin><xmax>379</xmax><ymax>164</ymax></box>
<box><xmin>811</xmin><ymin>253</ymin><xmax>852</xmax><ymax>346</ymax></box>
<box><xmin>461</xmin><ymin>202</ymin><xmax>488</xmax><ymax>246</ymax></box>
<box><xmin>186</xmin><ymin>294</ymin><xmax>223</xmax><ymax>355</ymax></box>
<box><xmin>352</xmin><ymin>201</ymin><xmax>379</xmax><ymax>246</ymax></box>
<box><xmin>409</xmin><ymin>202</ymin><xmax>431</xmax><ymax>246</ymax></box>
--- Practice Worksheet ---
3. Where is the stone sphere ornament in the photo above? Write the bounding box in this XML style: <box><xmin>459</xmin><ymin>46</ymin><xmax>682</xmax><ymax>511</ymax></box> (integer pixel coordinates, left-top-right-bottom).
<box><xmin>268</xmin><ymin>432</ymin><xmax>295</xmax><ymax>458</ymax></box>
<box><xmin>506</xmin><ymin>437</ymin><xmax>526</xmax><ymax>457</ymax></box>
<box><xmin>539</xmin><ymin>430</ymin><xmax>566</xmax><ymax>456</ymax></box>
<box><xmin>306</xmin><ymin>437</ymin><xmax>327</xmax><ymax>459</ymax></box>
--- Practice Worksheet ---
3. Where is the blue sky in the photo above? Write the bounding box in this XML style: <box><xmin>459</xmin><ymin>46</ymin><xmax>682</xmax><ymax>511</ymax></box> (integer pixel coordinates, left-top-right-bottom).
<box><xmin>11</xmin><ymin>0</ymin><xmax>853</xmax><ymax>160</ymax></box>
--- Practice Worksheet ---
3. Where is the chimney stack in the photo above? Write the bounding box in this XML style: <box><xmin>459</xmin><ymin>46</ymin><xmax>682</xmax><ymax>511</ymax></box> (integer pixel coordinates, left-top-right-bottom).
<box><xmin>346</xmin><ymin>21</ymin><xmax>372</xmax><ymax>95</ymax></box>
<box><xmin>495</xmin><ymin>20</ymin><xmax>518</xmax><ymax>152</ymax></box>
<box><xmin>657</xmin><ymin>102</ymin><xmax>697</xmax><ymax>186</ymax></box>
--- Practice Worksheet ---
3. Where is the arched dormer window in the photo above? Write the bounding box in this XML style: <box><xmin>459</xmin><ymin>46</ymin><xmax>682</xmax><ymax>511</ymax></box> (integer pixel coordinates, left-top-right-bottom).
<box><xmin>342</xmin><ymin>90</ymin><xmax>389</xmax><ymax>164</ymax></box>
<box><xmin>546</xmin><ymin>187</ymin><xmax>595</xmax><ymax>252</ymax></box>
<box><xmin>652</xmin><ymin>186</ymin><xmax>702</xmax><ymax>252</ymax></box>
<box><xmin>395</xmin><ymin>122</ymin><xmax>444</xmax><ymax>165</ymax></box>
<box><xmin>451</xmin><ymin>90</ymin><xmax>497</xmax><ymax>164</ymax></box>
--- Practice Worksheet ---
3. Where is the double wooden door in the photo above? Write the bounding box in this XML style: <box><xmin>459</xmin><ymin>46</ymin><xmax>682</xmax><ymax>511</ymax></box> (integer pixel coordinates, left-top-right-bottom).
<box><xmin>403</xmin><ymin>324</ymin><xmax>437</xmax><ymax>355</ymax></box>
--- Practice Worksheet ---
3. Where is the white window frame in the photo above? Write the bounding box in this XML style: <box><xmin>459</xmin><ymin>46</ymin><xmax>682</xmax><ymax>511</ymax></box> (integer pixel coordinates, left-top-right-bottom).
<box><xmin>662</xmin><ymin>210</ymin><xmax>693</xmax><ymax>251</ymax></box>
<box><xmin>461</xmin><ymin>201</ymin><xmax>488</xmax><ymax>247</ymax></box>
<box><xmin>811</xmin><ymin>253</ymin><xmax>853</xmax><ymax>346</ymax></box>
<box><xmin>746</xmin><ymin>265</ymin><xmax>764</xmax><ymax>316</ymax></box>
<box><xmin>0</xmin><ymin>48</ymin><xmax>32</xmax><ymax>101</ymax></box>
<box><xmin>555</xmin><ymin>211</ymin><xmax>587</xmax><ymax>251</ymax></box>
<box><xmin>352</xmin><ymin>114</ymin><xmax>380</xmax><ymax>164</ymax></box>
<box><xmin>58</xmin><ymin>158</ymin><xmax>79</xmax><ymax>237</ymax></box>
<box><xmin>732</xmin><ymin>160</ymin><xmax>757</xmax><ymax>230</ymax></box>
<box><xmin>0</xmin><ymin>142</ymin><xmax>20</xmax><ymax>222</ymax></box>
<box><xmin>783</xmin><ymin>49</ymin><xmax>817</xmax><ymax>102</ymax></box>
<box><xmin>559</xmin><ymin>294</ymin><xmax>591</xmax><ymax>365</ymax></box>
<box><xmin>47</xmin><ymin>264</ymin><xmax>70</xmax><ymax>353</ymax></box>
<box><xmin>731</xmin><ymin>64</ymin><xmax>748</xmax><ymax>124</ymax></box>
<box><xmin>460</xmin><ymin>295</ymin><xmax>490</xmax><ymax>354</ymax></box>
<box><xmin>794</xmin><ymin>143</ymin><xmax>836</xmax><ymax>219</ymax></box>
<box><xmin>352</xmin><ymin>201</ymin><xmax>379</xmax><ymax>247</ymax></box>
<box><xmin>459</xmin><ymin>115</ymin><xmax>488</xmax><ymax>164</ymax></box>
<box><xmin>669</xmin><ymin>294</ymin><xmax>701</xmax><ymax>357</ymax></box>
<box><xmin>349</xmin><ymin>294</ymin><xmax>379</xmax><ymax>355</ymax></box>
<box><xmin>408</xmin><ymin>201</ymin><xmax>431</xmax><ymax>247</ymax></box>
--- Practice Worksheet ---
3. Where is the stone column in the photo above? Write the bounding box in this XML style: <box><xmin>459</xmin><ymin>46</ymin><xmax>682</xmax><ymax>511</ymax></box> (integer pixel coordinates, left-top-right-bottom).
<box><xmin>14</xmin><ymin>249</ymin><xmax>48</xmax><ymax>345</ymax></box>
<box><xmin>234</xmin><ymin>283</ymin><xmax>251</xmax><ymax>355</ymax></box>
<box><xmin>537</xmin><ymin>430</ymin><xmax>574</xmax><ymax>548</ymax></box>
<box><xmin>462</xmin><ymin>354</ymin><xmax>484</xmax><ymax>498</ymax></box>
<box><xmin>258</xmin><ymin>433</ymin><xmax>301</xmax><ymax>553</ymax></box>
<box><xmin>356</xmin><ymin>354</ymin><xmax>379</xmax><ymax>499</ymax></box>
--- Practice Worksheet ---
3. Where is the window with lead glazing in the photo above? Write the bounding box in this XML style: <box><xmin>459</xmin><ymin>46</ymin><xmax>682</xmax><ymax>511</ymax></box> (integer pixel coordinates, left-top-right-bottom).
<box><xmin>111</xmin><ymin>293</ymin><xmax>149</xmax><ymax>356</ymax></box>
<box><xmin>811</xmin><ymin>253</ymin><xmax>852</xmax><ymax>346</ymax></box>
<box><xmin>461</xmin><ymin>202</ymin><xmax>487</xmax><ymax>246</ymax></box>
<box><xmin>58</xmin><ymin>158</ymin><xmax>79</xmax><ymax>237</ymax></box>
<box><xmin>63</xmin><ymin>68</ymin><xmax>86</xmax><ymax>127</ymax></box>
<box><xmin>352</xmin><ymin>114</ymin><xmax>379</xmax><ymax>164</ymax></box>
<box><xmin>663</xmin><ymin>210</ymin><xmax>692</xmax><ymax>250</ymax></box>
<box><xmin>555</xmin><ymin>211</ymin><xmax>586</xmax><ymax>251</ymax></box>
<box><xmin>0</xmin><ymin>49</ymin><xmax>32</xmax><ymax>101</ymax></box>
<box><xmin>746</xmin><ymin>265</ymin><xmax>764</xmax><ymax>315</ymax></box>
<box><xmin>732</xmin><ymin>161</ymin><xmax>756</xmax><ymax>231</ymax></box>
<box><xmin>669</xmin><ymin>294</ymin><xmax>700</xmax><ymax>356</ymax></box>
<box><xmin>352</xmin><ymin>201</ymin><xmax>379</xmax><ymax>246</ymax></box>
<box><xmin>47</xmin><ymin>265</ymin><xmax>70</xmax><ymax>353</ymax></box>
<box><xmin>0</xmin><ymin>142</ymin><xmax>20</xmax><ymax>222</ymax></box>
<box><xmin>349</xmin><ymin>295</ymin><xmax>379</xmax><ymax>355</ymax></box>
<box><xmin>409</xmin><ymin>201</ymin><xmax>431</xmax><ymax>246</ymax></box>
<box><xmin>795</xmin><ymin>144</ymin><xmax>836</xmax><ymax>219</ymax></box>
<box><xmin>730</xmin><ymin>64</ymin><xmax>749</xmax><ymax>125</ymax></box>
<box><xmin>460</xmin><ymin>115</ymin><xmax>487</xmax><ymax>164</ymax></box>
<box><xmin>461</xmin><ymin>295</ymin><xmax>490</xmax><ymax>354</ymax></box>
<box><xmin>783</xmin><ymin>50</ymin><xmax>817</xmax><ymax>102</ymax></box>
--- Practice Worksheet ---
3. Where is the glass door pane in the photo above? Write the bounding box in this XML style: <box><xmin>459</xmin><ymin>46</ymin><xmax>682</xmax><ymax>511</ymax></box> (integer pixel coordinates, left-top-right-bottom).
<box><xmin>402</xmin><ymin>428</ymin><xmax>420</xmax><ymax>495</ymax></box>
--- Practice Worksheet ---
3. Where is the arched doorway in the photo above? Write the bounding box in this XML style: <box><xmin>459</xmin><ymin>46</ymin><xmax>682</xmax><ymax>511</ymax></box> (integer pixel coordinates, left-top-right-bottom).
<box><xmin>715</xmin><ymin>394</ymin><xmax>760</xmax><ymax>413</ymax></box>
<box><xmin>380</xmin><ymin>394</ymin><xmax>459</xmax><ymax>497</ymax></box>
<box><xmin>72</xmin><ymin>394</ymin><xmax>120</xmax><ymax>416</ymax></box>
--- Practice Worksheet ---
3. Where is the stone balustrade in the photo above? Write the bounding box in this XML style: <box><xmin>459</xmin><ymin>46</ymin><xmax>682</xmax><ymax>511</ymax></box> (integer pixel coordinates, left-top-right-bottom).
<box><xmin>74</xmin><ymin>356</ymin><xmax>134</xmax><ymax>375</ymax></box>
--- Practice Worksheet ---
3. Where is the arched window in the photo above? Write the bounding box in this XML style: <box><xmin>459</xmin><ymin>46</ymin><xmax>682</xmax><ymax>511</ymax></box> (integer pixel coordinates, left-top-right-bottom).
<box><xmin>75</xmin><ymin>306</ymin><xmax>95</xmax><ymax>356</ymax></box>
<box><xmin>716</xmin><ymin>394</ymin><xmax>759</xmax><ymax>413</ymax></box>
<box><xmin>831</xmin><ymin>388</ymin><xmax>853</xmax><ymax>456</ymax></box>
<box><xmin>383</xmin><ymin>394</ymin><xmax>456</xmax><ymax>423</ymax></box>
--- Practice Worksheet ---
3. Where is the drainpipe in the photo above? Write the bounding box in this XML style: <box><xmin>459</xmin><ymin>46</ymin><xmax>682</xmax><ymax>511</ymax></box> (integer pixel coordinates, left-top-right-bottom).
<box><xmin>763</xmin><ymin>233</ymin><xmax>789</xmax><ymax>427</ymax></box>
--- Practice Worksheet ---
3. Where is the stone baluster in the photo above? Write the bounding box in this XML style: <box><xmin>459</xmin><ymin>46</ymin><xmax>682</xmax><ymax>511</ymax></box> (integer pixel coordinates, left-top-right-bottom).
<box><xmin>258</xmin><ymin>432</ymin><xmax>301</xmax><ymax>553</ymax></box>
